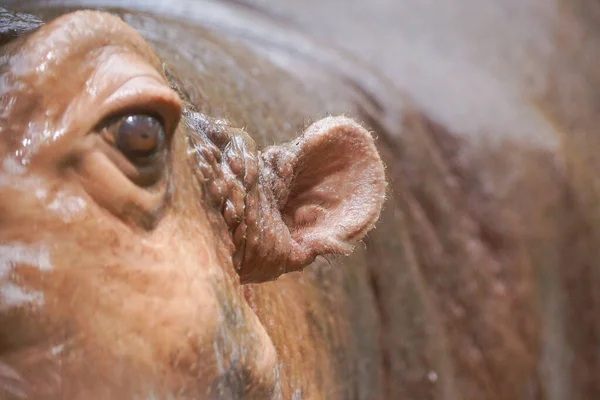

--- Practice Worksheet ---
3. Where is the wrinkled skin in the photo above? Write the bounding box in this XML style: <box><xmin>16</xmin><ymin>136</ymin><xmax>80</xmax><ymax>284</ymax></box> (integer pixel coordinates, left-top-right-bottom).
<box><xmin>1</xmin><ymin>1</ymin><xmax>600</xmax><ymax>400</ymax></box>
<box><xmin>0</xmin><ymin>5</ymin><xmax>387</xmax><ymax>400</ymax></box>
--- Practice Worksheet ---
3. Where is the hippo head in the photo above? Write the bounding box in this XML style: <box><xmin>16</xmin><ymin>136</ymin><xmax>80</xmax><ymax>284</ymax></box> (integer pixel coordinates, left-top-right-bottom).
<box><xmin>0</xmin><ymin>8</ymin><xmax>386</xmax><ymax>399</ymax></box>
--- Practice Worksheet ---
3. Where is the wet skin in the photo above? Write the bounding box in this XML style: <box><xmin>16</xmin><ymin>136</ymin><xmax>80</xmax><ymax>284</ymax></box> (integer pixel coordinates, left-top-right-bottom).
<box><xmin>0</xmin><ymin>7</ymin><xmax>387</xmax><ymax>400</ymax></box>
<box><xmin>3</xmin><ymin>1</ymin><xmax>600</xmax><ymax>400</ymax></box>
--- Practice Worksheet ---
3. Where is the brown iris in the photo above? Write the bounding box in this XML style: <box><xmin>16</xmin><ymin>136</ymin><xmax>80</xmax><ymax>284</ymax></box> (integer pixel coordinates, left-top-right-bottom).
<box><xmin>93</xmin><ymin>113</ymin><xmax>170</xmax><ymax>187</ymax></box>
<box><xmin>115</xmin><ymin>115</ymin><xmax>165</xmax><ymax>158</ymax></box>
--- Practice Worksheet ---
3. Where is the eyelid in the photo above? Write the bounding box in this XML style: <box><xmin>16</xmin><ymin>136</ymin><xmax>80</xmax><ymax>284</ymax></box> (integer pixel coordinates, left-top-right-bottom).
<box><xmin>100</xmin><ymin>75</ymin><xmax>182</xmax><ymax>136</ymax></box>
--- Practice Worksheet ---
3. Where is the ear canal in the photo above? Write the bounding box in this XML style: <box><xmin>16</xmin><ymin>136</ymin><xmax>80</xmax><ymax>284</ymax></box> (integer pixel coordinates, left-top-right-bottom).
<box><xmin>237</xmin><ymin>116</ymin><xmax>386</xmax><ymax>284</ymax></box>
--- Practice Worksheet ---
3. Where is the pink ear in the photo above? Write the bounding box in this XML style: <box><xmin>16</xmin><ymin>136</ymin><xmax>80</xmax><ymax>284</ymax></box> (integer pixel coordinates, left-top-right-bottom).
<box><xmin>237</xmin><ymin>116</ymin><xmax>386</xmax><ymax>284</ymax></box>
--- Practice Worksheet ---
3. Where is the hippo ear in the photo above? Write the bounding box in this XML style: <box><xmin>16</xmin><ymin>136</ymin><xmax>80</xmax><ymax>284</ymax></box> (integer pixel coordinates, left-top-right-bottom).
<box><xmin>238</xmin><ymin>116</ymin><xmax>386</xmax><ymax>283</ymax></box>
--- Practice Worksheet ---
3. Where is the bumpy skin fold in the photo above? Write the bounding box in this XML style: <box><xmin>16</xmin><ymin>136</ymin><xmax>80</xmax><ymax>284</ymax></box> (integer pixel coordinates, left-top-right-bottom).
<box><xmin>186</xmin><ymin>109</ymin><xmax>386</xmax><ymax>283</ymax></box>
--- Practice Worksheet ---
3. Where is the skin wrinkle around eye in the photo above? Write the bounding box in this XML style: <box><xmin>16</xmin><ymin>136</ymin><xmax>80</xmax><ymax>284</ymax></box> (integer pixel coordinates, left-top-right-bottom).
<box><xmin>59</xmin><ymin>54</ymin><xmax>181</xmax><ymax>156</ymax></box>
<box><xmin>0</xmin><ymin>11</ymin><xmax>182</xmax><ymax>165</ymax></box>
<box><xmin>0</xmin><ymin>13</ymin><xmax>183</xmax><ymax>229</ymax></box>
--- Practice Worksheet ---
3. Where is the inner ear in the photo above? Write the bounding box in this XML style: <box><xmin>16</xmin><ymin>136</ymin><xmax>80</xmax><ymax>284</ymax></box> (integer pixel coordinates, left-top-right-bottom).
<box><xmin>281</xmin><ymin>116</ymin><xmax>386</xmax><ymax>257</ymax></box>
<box><xmin>238</xmin><ymin>116</ymin><xmax>386</xmax><ymax>284</ymax></box>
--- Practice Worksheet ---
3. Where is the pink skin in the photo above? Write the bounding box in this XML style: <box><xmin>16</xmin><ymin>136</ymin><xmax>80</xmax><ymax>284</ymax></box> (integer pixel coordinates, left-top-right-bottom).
<box><xmin>0</xmin><ymin>10</ymin><xmax>386</xmax><ymax>400</ymax></box>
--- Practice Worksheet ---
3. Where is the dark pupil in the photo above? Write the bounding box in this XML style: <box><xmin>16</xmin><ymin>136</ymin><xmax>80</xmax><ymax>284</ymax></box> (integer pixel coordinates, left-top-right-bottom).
<box><xmin>116</xmin><ymin>115</ymin><xmax>165</xmax><ymax>157</ymax></box>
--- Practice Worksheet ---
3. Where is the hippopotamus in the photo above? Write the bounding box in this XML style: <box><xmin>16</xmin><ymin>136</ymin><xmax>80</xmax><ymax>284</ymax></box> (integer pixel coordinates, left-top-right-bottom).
<box><xmin>2</xmin><ymin>1</ymin><xmax>600</xmax><ymax>399</ymax></box>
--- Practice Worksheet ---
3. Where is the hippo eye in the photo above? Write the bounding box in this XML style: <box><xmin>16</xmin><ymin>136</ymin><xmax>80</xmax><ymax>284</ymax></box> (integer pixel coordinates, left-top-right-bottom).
<box><xmin>115</xmin><ymin>115</ymin><xmax>166</xmax><ymax>158</ymax></box>
<box><xmin>95</xmin><ymin>113</ymin><xmax>170</xmax><ymax>188</ymax></box>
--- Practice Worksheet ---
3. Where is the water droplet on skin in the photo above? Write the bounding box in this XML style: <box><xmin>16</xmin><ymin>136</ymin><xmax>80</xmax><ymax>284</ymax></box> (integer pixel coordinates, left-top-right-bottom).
<box><xmin>36</xmin><ymin>62</ymin><xmax>47</xmax><ymax>73</ymax></box>
<box><xmin>0</xmin><ymin>282</ymin><xmax>44</xmax><ymax>310</ymax></box>
<box><xmin>50</xmin><ymin>344</ymin><xmax>65</xmax><ymax>356</ymax></box>
<box><xmin>292</xmin><ymin>388</ymin><xmax>302</xmax><ymax>400</ymax></box>
<box><xmin>85</xmin><ymin>78</ymin><xmax>98</xmax><ymax>97</ymax></box>
<box><xmin>0</xmin><ymin>243</ymin><xmax>53</xmax><ymax>273</ymax></box>
<box><xmin>2</xmin><ymin>157</ymin><xmax>26</xmax><ymax>175</ymax></box>
<box><xmin>35</xmin><ymin>188</ymin><xmax>47</xmax><ymax>201</ymax></box>
<box><xmin>46</xmin><ymin>192</ymin><xmax>87</xmax><ymax>222</ymax></box>
<box><xmin>427</xmin><ymin>370</ymin><xmax>438</xmax><ymax>382</ymax></box>
<box><xmin>51</xmin><ymin>128</ymin><xmax>66</xmax><ymax>142</ymax></box>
